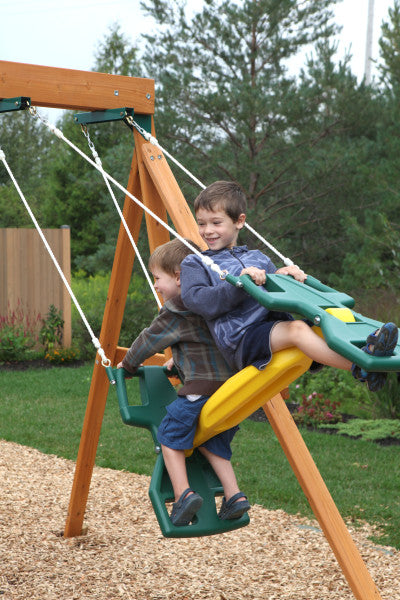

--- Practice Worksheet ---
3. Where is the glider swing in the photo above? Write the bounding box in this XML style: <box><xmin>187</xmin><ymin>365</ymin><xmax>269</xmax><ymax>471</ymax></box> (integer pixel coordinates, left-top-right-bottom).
<box><xmin>71</xmin><ymin>107</ymin><xmax>400</xmax><ymax>540</ymax></box>
<box><xmin>1</xmin><ymin>60</ymin><xmax>398</xmax><ymax>600</ymax></box>
<box><xmin>24</xmin><ymin>101</ymin><xmax>400</xmax><ymax>539</ymax></box>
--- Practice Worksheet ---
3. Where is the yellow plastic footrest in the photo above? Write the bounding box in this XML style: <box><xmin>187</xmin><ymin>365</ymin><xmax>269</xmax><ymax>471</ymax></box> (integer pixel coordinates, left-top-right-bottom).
<box><xmin>325</xmin><ymin>307</ymin><xmax>356</xmax><ymax>322</ymax></box>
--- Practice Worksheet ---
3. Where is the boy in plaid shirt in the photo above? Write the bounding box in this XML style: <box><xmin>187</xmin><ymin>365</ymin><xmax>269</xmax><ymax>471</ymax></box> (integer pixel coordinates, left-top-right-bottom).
<box><xmin>118</xmin><ymin>238</ymin><xmax>250</xmax><ymax>526</ymax></box>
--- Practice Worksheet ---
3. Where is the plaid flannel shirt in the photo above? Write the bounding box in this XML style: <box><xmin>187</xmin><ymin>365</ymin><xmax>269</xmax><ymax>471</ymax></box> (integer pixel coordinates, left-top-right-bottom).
<box><xmin>121</xmin><ymin>296</ymin><xmax>234</xmax><ymax>395</ymax></box>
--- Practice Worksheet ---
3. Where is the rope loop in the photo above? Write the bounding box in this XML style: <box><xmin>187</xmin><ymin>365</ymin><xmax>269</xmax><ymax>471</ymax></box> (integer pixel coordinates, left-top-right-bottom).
<box><xmin>91</xmin><ymin>338</ymin><xmax>111</xmax><ymax>367</ymax></box>
<box><xmin>100</xmin><ymin>351</ymin><xmax>112</xmax><ymax>368</ymax></box>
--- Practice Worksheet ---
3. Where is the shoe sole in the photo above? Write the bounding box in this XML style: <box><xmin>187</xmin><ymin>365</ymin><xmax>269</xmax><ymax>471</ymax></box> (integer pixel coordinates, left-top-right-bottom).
<box><xmin>366</xmin><ymin>372</ymin><xmax>387</xmax><ymax>392</ymax></box>
<box><xmin>364</xmin><ymin>323</ymin><xmax>398</xmax><ymax>391</ymax></box>
<box><xmin>219</xmin><ymin>501</ymin><xmax>251</xmax><ymax>520</ymax></box>
<box><xmin>171</xmin><ymin>495</ymin><xmax>203</xmax><ymax>526</ymax></box>
<box><xmin>367</xmin><ymin>322</ymin><xmax>398</xmax><ymax>357</ymax></box>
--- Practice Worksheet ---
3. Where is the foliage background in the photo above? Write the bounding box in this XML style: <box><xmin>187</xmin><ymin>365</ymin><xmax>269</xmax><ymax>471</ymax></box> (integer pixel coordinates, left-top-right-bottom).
<box><xmin>1</xmin><ymin>0</ymin><xmax>400</xmax><ymax>344</ymax></box>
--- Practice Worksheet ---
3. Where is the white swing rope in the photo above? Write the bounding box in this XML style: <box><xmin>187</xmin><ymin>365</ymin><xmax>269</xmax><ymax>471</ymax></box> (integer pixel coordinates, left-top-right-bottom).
<box><xmin>0</xmin><ymin>145</ymin><xmax>112</xmax><ymax>369</ymax></box>
<box><xmin>81</xmin><ymin>126</ymin><xmax>162</xmax><ymax>310</ymax></box>
<box><xmin>28</xmin><ymin>107</ymin><xmax>226</xmax><ymax>281</ymax></box>
<box><xmin>128</xmin><ymin>117</ymin><xmax>294</xmax><ymax>267</ymax></box>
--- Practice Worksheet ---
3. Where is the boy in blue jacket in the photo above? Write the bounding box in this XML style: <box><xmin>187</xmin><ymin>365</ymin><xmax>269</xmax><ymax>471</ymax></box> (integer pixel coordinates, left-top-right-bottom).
<box><xmin>180</xmin><ymin>181</ymin><xmax>398</xmax><ymax>392</ymax></box>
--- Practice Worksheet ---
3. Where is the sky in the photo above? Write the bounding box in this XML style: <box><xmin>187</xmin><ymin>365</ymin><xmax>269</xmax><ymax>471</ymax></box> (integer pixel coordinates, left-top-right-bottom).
<box><xmin>0</xmin><ymin>0</ymin><xmax>395</xmax><ymax>121</ymax></box>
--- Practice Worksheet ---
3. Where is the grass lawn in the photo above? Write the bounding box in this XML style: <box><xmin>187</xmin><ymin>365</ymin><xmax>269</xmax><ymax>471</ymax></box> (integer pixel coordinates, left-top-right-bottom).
<box><xmin>1</xmin><ymin>363</ymin><xmax>400</xmax><ymax>549</ymax></box>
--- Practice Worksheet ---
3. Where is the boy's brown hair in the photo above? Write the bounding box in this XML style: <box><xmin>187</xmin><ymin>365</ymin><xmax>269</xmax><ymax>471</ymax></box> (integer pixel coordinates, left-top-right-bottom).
<box><xmin>194</xmin><ymin>180</ymin><xmax>247</xmax><ymax>222</ymax></box>
<box><xmin>149</xmin><ymin>238</ymin><xmax>200</xmax><ymax>276</ymax></box>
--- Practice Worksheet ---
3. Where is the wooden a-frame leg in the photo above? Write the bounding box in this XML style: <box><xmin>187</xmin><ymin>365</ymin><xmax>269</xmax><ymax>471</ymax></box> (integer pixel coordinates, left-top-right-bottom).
<box><xmin>64</xmin><ymin>151</ymin><xmax>144</xmax><ymax>538</ymax></box>
<box><xmin>133</xmin><ymin>124</ymin><xmax>170</xmax><ymax>253</ymax></box>
<box><xmin>263</xmin><ymin>395</ymin><xmax>382</xmax><ymax>600</ymax></box>
<box><xmin>140</xmin><ymin>142</ymin><xmax>205</xmax><ymax>247</ymax></box>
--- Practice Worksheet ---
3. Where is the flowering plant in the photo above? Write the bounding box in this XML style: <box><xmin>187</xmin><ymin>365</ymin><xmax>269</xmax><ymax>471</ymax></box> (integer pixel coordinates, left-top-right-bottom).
<box><xmin>39</xmin><ymin>305</ymin><xmax>64</xmax><ymax>352</ymax></box>
<box><xmin>44</xmin><ymin>347</ymin><xmax>80</xmax><ymax>364</ymax></box>
<box><xmin>294</xmin><ymin>392</ymin><xmax>342</xmax><ymax>427</ymax></box>
<box><xmin>0</xmin><ymin>302</ymin><xmax>41</xmax><ymax>362</ymax></box>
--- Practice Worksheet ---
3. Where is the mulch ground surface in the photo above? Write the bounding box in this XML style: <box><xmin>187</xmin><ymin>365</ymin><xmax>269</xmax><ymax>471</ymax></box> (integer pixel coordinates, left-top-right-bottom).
<box><xmin>1</xmin><ymin>439</ymin><xmax>399</xmax><ymax>600</ymax></box>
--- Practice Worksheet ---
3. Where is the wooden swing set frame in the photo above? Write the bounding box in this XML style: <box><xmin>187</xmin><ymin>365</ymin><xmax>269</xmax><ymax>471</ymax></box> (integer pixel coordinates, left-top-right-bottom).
<box><xmin>0</xmin><ymin>60</ymin><xmax>383</xmax><ymax>600</ymax></box>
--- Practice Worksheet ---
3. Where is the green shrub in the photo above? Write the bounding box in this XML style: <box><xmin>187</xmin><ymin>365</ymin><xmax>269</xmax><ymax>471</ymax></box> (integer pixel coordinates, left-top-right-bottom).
<box><xmin>322</xmin><ymin>418</ymin><xmax>400</xmax><ymax>442</ymax></box>
<box><xmin>290</xmin><ymin>364</ymin><xmax>400</xmax><ymax>421</ymax></box>
<box><xmin>39</xmin><ymin>304</ymin><xmax>64</xmax><ymax>351</ymax></box>
<box><xmin>70</xmin><ymin>271</ymin><xmax>108</xmax><ymax>359</ymax></box>
<box><xmin>289</xmin><ymin>367</ymin><xmax>374</xmax><ymax>418</ymax></box>
<box><xmin>71</xmin><ymin>271</ymin><xmax>157</xmax><ymax>360</ymax></box>
<box><xmin>0</xmin><ymin>325</ymin><xmax>34</xmax><ymax>362</ymax></box>
<box><xmin>44</xmin><ymin>346</ymin><xmax>81</xmax><ymax>364</ymax></box>
<box><xmin>372</xmin><ymin>373</ymin><xmax>400</xmax><ymax>419</ymax></box>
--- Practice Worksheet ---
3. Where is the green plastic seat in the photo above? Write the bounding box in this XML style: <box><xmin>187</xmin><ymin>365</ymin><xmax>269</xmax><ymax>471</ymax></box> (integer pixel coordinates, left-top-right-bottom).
<box><xmin>149</xmin><ymin>450</ymin><xmax>249</xmax><ymax>538</ymax></box>
<box><xmin>226</xmin><ymin>272</ymin><xmax>400</xmax><ymax>372</ymax></box>
<box><xmin>113</xmin><ymin>366</ymin><xmax>249</xmax><ymax>538</ymax></box>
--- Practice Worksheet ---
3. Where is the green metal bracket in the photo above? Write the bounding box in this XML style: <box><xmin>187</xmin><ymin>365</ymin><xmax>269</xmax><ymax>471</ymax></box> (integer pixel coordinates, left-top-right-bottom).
<box><xmin>73</xmin><ymin>107</ymin><xmax>152</xmax><ymax>137</ymax></box>
<box><xmin>73</xmin><ymin>107</ymin><xmax>134</xmax><ymax>125</ymax></box>
<box><xmin>0</xmin><ymin>97</ymin><xmax>31</xmax><ymax>113</ymax></box>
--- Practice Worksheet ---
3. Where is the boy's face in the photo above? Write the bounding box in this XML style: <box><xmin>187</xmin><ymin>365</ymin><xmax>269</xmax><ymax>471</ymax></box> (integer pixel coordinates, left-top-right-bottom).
<box><xmin>196</xmin><ymin>207</ymin><xmax>246</xmax><ymax>251</ymax></box>
<box><xmin>152</xmin><ymin>267</ymin><xmax>181</xmax><ymax>302</ymax></box>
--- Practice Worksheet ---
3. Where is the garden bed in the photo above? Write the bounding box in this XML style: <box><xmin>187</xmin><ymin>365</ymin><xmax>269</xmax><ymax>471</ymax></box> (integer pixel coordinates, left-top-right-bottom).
<box><xmin>248</xmin><ymin>406</ymin><xmax>400</xmax><ymax>445</ymax></box>
<box><xmin>0</xmin><ymin>358</ymin><xmax>86</xmax><ymax>371</ymax></box>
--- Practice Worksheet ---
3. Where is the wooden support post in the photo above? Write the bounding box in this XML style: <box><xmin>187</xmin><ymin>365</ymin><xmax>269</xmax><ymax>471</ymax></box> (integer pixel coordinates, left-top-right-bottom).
<box><xmin>263</xmin><ymin>395</ymin><xmax>382</xmax><ymax>600</ymax></box>
<box><xmin>131</xmin><ymin>128</ymin><xmax>205</xmax><ymax>251</ymax></box>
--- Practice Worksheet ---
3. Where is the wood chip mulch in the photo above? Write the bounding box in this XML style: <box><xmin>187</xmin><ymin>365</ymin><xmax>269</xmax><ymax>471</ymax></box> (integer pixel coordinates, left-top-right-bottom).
<box><xmin>1</xmin><ymin>439</ymin><xmax>399</xmax><ymax>600</ymax></box>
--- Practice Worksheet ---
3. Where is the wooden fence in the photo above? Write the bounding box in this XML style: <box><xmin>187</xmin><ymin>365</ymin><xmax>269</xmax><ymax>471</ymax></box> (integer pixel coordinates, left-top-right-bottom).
<box><xmin>0</xmin><ymin>228</ymin><xmax>71</xmax><ymax>347</ymax></box>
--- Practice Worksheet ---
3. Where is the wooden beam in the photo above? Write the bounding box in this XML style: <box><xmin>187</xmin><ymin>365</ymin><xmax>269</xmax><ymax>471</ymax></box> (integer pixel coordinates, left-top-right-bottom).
<box><xmin>0</xmin><ymin>61</ymin><xmax>155</xmax><ymax>113</ymax></box>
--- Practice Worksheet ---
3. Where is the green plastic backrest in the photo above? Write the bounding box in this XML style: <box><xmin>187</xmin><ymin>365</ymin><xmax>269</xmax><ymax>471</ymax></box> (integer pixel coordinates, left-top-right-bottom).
<box><xmin>114</xmin><ymin>366</ymin><xmax>177</xmax><ymax>446</ymax></box>
<box><xmin>224</xmin><ymin>272</ymin><xmax>400</xmax><ymax>372</ymax></box>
